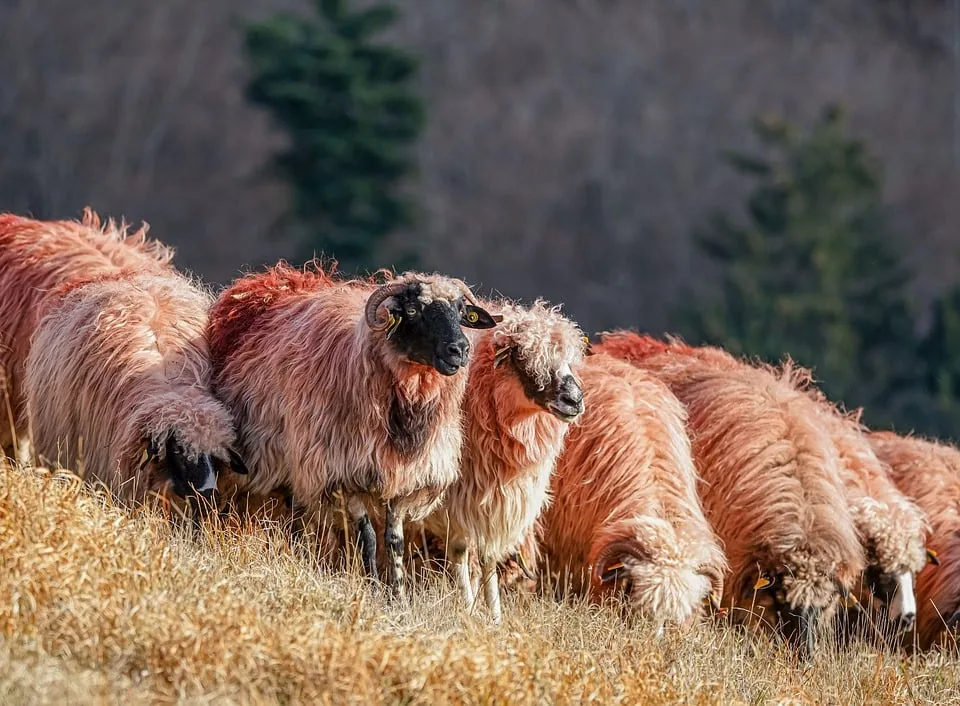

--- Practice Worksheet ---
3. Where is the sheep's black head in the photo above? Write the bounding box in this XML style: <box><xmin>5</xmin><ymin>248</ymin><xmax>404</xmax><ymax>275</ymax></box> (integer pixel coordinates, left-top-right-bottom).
<box><xmin>142</xmin><ymin>436</ymin><xmax>246</xmax><ymax>504</ymax></box>
<box><xmin>861</xmin><ymin>564</ymin><xmax>918</xmax><ymax>633</ymax></box>
<box><xmin>365</xmin><ymin>277</ymin><xmax>500</xmax><ymax>375</ymax></box>
<box><xmin>490</xmin><ymin>300</ymin><xmax>587</xmax><ymax>422</ymax></box>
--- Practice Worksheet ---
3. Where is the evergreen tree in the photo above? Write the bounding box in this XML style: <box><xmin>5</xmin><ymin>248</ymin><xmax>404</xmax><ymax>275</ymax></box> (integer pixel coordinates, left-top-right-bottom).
<box><xmin>684</xmin><ymin>105</ymin><xmax>917</xmax><ymax>425</ymax></box>
<box><xmin>915</xmin><ymin>285</ymin><xmax>960</xmax><ymax>439</ymax></box>
<box><xmin>244</xmin><ymin>0</ymin><xmax>425</xmax><ymax>272</ymax></box>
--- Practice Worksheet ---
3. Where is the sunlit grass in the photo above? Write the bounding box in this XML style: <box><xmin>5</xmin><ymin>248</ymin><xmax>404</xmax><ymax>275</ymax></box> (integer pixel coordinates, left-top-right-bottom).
<box><xmin>1</xmin><ymin>459</ymin><xmax>958</xmax><ymax>705</ymax></box>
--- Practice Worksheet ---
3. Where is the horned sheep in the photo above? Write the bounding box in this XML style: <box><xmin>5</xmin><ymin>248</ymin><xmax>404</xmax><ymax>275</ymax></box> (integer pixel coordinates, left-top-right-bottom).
<box><xmin>207</xmin><ymin>263</ymin><xmax>499</xmax><ymax>596</ymax></box>
<box><xmin>534</xmin><ymin>352</ymin><xmax>727</xmax><ymax>631</ymax></box>
<box><xmin>597</xmin><ymin>332</ymin><xmax>864</xmax><ymax>656</ymax></box>
<box><xmin>419</xmin><ymin>298</ymin><xmax>587</xmax><ymax>622</ymax></box>
<box><xmin>25</xmin><ymin>272</ymin><xmax>245</xmax><ymax>515</ymax></box>
<box><xmin>0</xmin><ymin>209</ymin><xmax>174</xmax><ymax>463</ymax></box>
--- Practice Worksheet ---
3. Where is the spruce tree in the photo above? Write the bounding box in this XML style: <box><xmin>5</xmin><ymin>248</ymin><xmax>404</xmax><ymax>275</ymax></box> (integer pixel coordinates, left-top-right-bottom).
<box><xmin>684</xmin><ymin>105</ymin><xmax>917</xmax><ymax>425</ymax></box>
<box><xmin>244</xmin><ymin>0</ymin><xmax>425</xmax><ymax>272</ymax></box>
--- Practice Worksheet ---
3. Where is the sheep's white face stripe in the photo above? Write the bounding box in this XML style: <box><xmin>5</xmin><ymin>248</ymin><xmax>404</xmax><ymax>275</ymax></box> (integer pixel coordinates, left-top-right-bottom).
<box><xmin>558</xmin><ymin>362</ymin><xmax>573</xmax><ymax>379</ymax></box>
<box><xmin>889</xmin><ymin>571</ymin><xmax>916</xmax><ymax>621</ymax></box>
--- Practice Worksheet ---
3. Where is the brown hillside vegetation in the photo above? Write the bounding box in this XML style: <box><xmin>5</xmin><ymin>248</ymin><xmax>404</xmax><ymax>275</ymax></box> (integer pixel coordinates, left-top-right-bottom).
<box><xmin>2</xmin><ymin>460</ymin><xmax>960</xmax><ymax>704</ymax></box>
<box><xmin>0</xmin><ymin>1</ymin><xmax>956</xmax><ymax>333</ymax></box>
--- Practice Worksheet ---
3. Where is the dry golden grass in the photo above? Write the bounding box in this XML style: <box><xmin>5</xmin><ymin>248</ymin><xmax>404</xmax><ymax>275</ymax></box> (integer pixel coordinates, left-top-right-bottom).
<box><xmin>1</xmin><ymin>460</ymin><xmax>959</xmax><ymax>705</ymax></box>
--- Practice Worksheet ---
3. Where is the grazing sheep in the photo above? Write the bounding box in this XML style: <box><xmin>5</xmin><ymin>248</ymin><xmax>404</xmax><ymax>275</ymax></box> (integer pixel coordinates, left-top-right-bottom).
<box><xmin>597</xmin><ymin>332</ymin><xmax>864</xmax><ymax>656</ymax></box>
<box><xmin>419</xmin><ymin>299</ymin><xmax>587</xmax><ymax>622</ymax></box>
<box><xmin>801</xmin><ymin>402</ymin><xmax>928</xmax><ymax>640</ymax></box>
<box><xmin>535</xmin><ymin>352</ymin><xmax>726</xmax><ymax>631</ymax></box>
<box><xmin>0</xmin><ymin>209</ymin><xmax>173</xmax><ymax>462</ymax></box>
<box><xmin>868</xmin><ymin>432</ymin><xmax>958</xmax><ymax>650</ymax></box>
<box><xmin>25</xmin><ymin>272</ymin><xmax>244</xmax><ymax>514</ymax></box>
<box><xmin>207</xmin><ymin>263</ymin><xmax>500</xmax><ymax>596</ymax></box>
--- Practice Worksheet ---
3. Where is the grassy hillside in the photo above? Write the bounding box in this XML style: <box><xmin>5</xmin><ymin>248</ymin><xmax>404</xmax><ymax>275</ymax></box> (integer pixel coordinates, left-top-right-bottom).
<box><xmin>1</xmin><ymin>459</ymin><xmax>959</xmax><ymax>705</ymax></box>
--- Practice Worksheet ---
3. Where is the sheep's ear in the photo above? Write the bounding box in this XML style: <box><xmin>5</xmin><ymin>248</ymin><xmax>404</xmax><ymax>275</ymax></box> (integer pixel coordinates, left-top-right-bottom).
<box><xmin>753</xmin><ymin>572</ymin><xmax>773</xmax><ymax>591</ymax></box>
<box><xmin>461</xmin><ymin>304</ymin><xmax>501</xmax><ymax>330</ymax></box>
<box><xmin>927</xmin><ymin>548</ymin><xmax>940</xmax><ymax>566</ymax></box>
<box><xmin>228</xmin><ymin>448</ymin><xmax>249</xmax><ymax>475</ymax></box>
<box><xmin>600</xmin><ymin>561</ymin><xmax>626</xmax><ymax>584</ymax></box>
<box><xmin>493</xmin><ymin>346</ymin><xmax>511</xmax><ymax>368</ymax></box>
<box><xmin>583</xmin><ymin>336</ymin><xmax>595</xmax><ymax>356</ymax></box>
<box><xmin>139</xmin><ymin>437</ymin><xmax>161</xmax><ymax>471</ymax></box>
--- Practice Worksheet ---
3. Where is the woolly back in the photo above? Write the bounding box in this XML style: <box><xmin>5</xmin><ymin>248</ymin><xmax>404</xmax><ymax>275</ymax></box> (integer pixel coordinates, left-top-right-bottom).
<box><xmin>208</xmin><ymin>261</ymin><xmax>340</xmax><ymax>369</ymax></box>
<box><xmin>596</xmin><ymin>331</ymin><xmax>739</xmax><ymax>372</ymax></box>
<box><xmin>25</xmin><ymin>273</ymin><xmax>235</xmax><ymax>501</ymax></box>
<box><xmin>544</xmin><ymin>354</ymin><xmax>725</xmax><ymax>614</ymax></box>
<box><xmin>0</xmin><ymin>210</ymin><xmax>175</xmax><ymax>452</ymax></box>
<box><xmin>869</xmin><ymin>432</ymin><xmax>960</xmax><ymax>648</ymax></box>
<box><xmin>671</xmin><ymin>364</ymin><xmax>863</xmax><ymax>607</ymax></box>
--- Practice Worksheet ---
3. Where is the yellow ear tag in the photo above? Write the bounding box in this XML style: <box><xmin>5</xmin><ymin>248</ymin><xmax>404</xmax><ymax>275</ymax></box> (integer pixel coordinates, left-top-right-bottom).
<box><xmin>601</xmin><ymin>561</ymin><xmax>626</xmax><ymax>583</ymax></box>
<box><xmin>138</xmin><ymin>447</ymin><xmax>154</xmax><ymax>471</ymax></box>
<box><xmin>386</xmin><ymin>314</ymin><xmax>402</xmax><ymax>339</ymax></box>
<box><xmin>927</xmin><ymin>548</ymin><xmax>941</xmax><ymax>566</ymax></box>
<box><xmin>841</xmin><ymin>593</ymin><xmax>859</xmax><ymax>608</ymax></box>
<box><xmin>494</xmin><ymin>347</ymin><xmax>511</xmax><ymax>368</ymax></box>
<box><xmin>753</xmin><ymin>574</ymin><xmax>773</xmax><ymax>591</ymax></box>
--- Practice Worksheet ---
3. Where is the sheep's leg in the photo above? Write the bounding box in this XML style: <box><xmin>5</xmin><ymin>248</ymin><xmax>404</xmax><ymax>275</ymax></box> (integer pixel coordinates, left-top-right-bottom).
<box><xmin>481</xmin><ymin>556</ymin><xmax>502</xmax><ymax>625</ymax></box>
<box><xmin>447</xmin><ymin>537</ymin><xmax>475</xmax><ymax>610</ymax></box>
<box><xmin>348</xmin><ymin>496</ymin><xmax>378</xmax><ymax>580</ymax></box>
<box><xmin>384</xmin><ymin>500</ymin><xmax>406</xmax><ymax>599</ymax></box>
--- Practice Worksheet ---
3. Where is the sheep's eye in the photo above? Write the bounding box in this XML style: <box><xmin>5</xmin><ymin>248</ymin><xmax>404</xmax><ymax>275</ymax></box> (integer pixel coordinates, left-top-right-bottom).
<box><xmin>466</xmin><ymin>310</ymin><xmax>479</xmax><ymax>324</ymax></box>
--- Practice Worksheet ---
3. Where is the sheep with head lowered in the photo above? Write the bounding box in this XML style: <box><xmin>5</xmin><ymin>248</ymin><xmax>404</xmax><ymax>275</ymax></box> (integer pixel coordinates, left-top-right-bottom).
<box><xmin>207</xmin><ymin>263</ymin><xmax>500</xmax><ymax>596</ymax></box>
<box><xmin>25</xmin><ymin>271</ymin><xmax>245</xmax><ymax>517</ymax></box>
<box><xmin>597</xmin><ymin>332</ymin><xmax>864</xmax><ymax>657</ymax></box>
<box><xmin>868</xmin><ymin>431</ymin><xmax>958</xmax><ymax>650</ymax></box>
<box><xmin>532</xmin><ymin>352</ymin><xmax>726</xmax><ymax>632</ymax></box>
<box><xmin>0</xmin><ymin>209</ymin><xmax>174</xmax><ymax>463</ymax></box>
<box><xmin>416</xmin><ymin>298</ymin><xmax>587</xmax><ymax>622</ymax></box>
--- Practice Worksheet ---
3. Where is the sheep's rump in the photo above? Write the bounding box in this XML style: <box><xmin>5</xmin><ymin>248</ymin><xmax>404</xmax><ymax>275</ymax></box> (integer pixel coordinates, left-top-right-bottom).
<box><xmin>25</xmin><ymin>273</ymin><xmax>234</xmax><ymax>502</ymax></box>
<box><xmin>539</xmin><ymin>353</ymin><xmax>725</xmax><ymax>624</ymax></box>
<box><xmin>0</xmin><ymin>209</ymin><xmax>173</xmax><ymax>457</ymax></box>
<box><xmin>869</xmin><ymin>432</ymin><xmax>960</xmax><ymax>649</ymax></box>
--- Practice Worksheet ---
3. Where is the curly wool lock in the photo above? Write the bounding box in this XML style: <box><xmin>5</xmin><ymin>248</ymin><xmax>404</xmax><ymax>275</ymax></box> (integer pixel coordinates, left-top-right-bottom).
<box><xmin>490</xmin><ymin>299</ymin><xmax>587</xmax><ymax>389</ymax></box>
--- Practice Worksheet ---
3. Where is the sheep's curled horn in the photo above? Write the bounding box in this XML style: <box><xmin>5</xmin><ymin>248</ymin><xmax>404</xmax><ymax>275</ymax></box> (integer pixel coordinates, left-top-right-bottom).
<box><xmin>365</xmin><ymin>281</ymin><xmax>410</xmax><ymax>331</ymax></box>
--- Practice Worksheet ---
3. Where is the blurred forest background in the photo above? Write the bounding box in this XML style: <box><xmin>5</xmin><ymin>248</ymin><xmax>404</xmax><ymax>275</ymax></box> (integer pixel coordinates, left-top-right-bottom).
<box><xmin>0</xmin><ymin>0</ymin><xmax>958</xmax><ymax>437</ymax></box>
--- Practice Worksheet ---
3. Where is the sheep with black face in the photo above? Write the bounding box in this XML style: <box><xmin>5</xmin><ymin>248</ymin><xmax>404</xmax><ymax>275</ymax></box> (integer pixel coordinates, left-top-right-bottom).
<box><xmin>208</xmin><ymin>263</ymin><xmax>499</xmax><ymax>596</ymax></box>
<box><xmin>418</xmin><ymin>299</ymin><xmax>587</xmax><ymax>622</ymax></box>
<box><xmin>25</xmin><ymin>272</ymin><xmax>244</xmax><ymax>518</ymax></box>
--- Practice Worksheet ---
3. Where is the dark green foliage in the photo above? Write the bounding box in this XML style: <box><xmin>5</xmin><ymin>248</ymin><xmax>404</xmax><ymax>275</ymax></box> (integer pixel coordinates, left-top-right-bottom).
<box><xmin>684</xmin><ymin>105</ymin><xmax>920</xmax><ymax>429</ymax></box>
<box><xmin>245</xmin><ymin>0</ymin><xmax>425</xmax><ymax>271</ymax></box>
<box><xmin>914</xmin><ymin>285</ymin><xmax>960</xmax><ymax>440</ymax></box>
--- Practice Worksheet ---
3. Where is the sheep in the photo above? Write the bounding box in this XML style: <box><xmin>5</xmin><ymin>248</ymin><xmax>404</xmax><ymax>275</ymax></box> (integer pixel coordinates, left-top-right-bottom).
<box><xmin>596</xmin><ymin>332</ymin><xmax>864</xmax><ymax>656</ymax></box>
<box><xmin>868</xmin><ymin>432</ymin><xmax>958</xmax><ymax>650</ymax></box>
<box><xmin>800</xmin><ymin>401</ymin><xmax>928</xmax><ymax>641</ymax></box>
<box><xmin>24</xmin><ymin>271</ymin><xmax>244</xmax><ymax>516</ymax></box>
<box><xmin>601</xmin><ymin>332</ymin><xmax>929</xmax><ymax>640</ymax></box>
<box><xmin>0</xmin><ymin>209</ymin><xmax>173</xmax><ymax>463</ymax></box>
<box><xmin>207</xmin><ymin>263</ymin><xmax>500</xmax><ymax>596</ymax></box>
<box><xmin>533</xmin><ymin>352</ymin><xmax>727</xmax><ymax>632</ymax></box>
<box><xmin>418</xmin><ymin>298</ymin><xmax>587</xmax><ymax>622</ymax></box>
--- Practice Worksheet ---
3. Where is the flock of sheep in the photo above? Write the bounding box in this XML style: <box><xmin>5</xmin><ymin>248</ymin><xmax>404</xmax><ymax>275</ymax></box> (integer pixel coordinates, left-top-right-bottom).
<box><xmin>2</xmin><ymin>209</ymin><xmax>959</xmax><ymax>659</ymax></box>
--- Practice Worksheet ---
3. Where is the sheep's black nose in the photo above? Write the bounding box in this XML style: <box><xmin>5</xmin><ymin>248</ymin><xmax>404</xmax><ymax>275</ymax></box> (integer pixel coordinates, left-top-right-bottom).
<box><xmin>445</xmin><ymin>341</ymin><xmax>468</xmax><ymax>360</ymax></box>
<box><xmin>898</xmin><ymin>612</ymin><xmax>916</xmax><ymax>633</ymax></box>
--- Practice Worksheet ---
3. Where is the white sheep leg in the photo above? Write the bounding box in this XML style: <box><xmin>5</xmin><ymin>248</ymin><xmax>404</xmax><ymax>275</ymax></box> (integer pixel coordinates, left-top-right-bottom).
<box><xmin>481</xmin><ymin>556</ymin><xmax>502</xmax><ymax>625</ymax></box>
<box><xmin>449</xmin><ymin>539</ymin><xmax>475</xmax><ymax>611</ymax></box>
<box><xmin>384</xmin><ymin>500</ymin><xmax>406</xmax><ymax>599</ymax></box>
